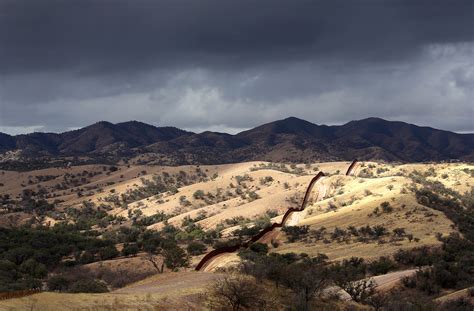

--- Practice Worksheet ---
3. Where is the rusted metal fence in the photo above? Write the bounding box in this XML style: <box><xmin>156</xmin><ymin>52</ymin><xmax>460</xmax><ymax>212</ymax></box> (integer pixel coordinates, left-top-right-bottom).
<box><xmin>195</xmin><ymin>159</ymin><xmax>359</xmax><ymax>271</ymax></box>
<box><xmin>195</xmin><ymin>171</ymin><xmax>327</xmax><ymax>270</ymax></box>
<box><xmin>345</xmin><ymin>159</ymin><xmax>358</xmax><ymax>176</ymax></box>
<box><xmin>0</xmin><ymin>289</ymin><xmax>41</xmax><ymax>301</ymax></box>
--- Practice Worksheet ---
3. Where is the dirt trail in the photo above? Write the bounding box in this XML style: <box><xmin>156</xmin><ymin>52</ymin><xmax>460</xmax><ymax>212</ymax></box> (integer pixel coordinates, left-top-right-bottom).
<box><xmin>115</xmin><ymin>271</ymin><xmax>222</xmax><ymax>295</ymax></box>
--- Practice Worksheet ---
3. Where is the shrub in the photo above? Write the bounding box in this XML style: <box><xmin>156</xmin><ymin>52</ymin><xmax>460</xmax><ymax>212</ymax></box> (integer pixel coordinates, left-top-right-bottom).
<box><xmin>265</xmin><ymin>209</ymin><xmax>278</xmax><ymax>218</ymax></box>
<box><xmin>282</xmin><ymin>226</ymin><xmax>309</xmax><ymax>242</ymax></box>
<box><xmin>213</xmin><ymin>239</ymin><xmax>241</xmax><ymax>250</ymax></box>
<box><xmin>393</xmin><ymin>227</ymin><xmax>406</xmax><ymax>237</ymax></box>
<box><xmin>373</xmin><ymin>225</ymin><xmax>387</xmax><ymax>237</ymax></box>
<box><xmin>121</xmin><ymin>243</ymin><xmax>139</xmax><ymax>257</ymax></box>
<box><xmin>47</xmin><ymin>275</ymin><xmax>71</xmax><ymax>291</ymax></box>
<box><xmin>98</xmin><ymin>246</ymin><xmax>119</xmax><ymax>261</ymax></box>
<box><xmin>247</xmin><ymin>191</ymin><xmax>260</xmax><ymax>201</ymax></box>
<box><xmin>193</xmin><ymin>190</ymin><xmax>205</xmax><ymax>200</ymax></box>
<box><xmin>368</xmin><ymin>256</ymin><xmax>397</xmax><ymax>275</ymax></box>
<box><xmin>260</xmin><ymin>176</ymin><xmax>274</xmax><ymax>185</ymax></box>
<box><xmin>439</xmin><ymin>298</ymin><xmax>474</xmax><ymax>311</ymax></box>
<box><xmin>380</xmin><ymin>202</ymin><xmax>393</xmax><ymax>213</ymax></box>
<box><xmin>393</xmin><ymin>246</ymin><xmax>439</xmax><ymax>266</ymax></box>
<box><xmin>69</xmin><ymin>279</ymin><xmax>109</xmax><ymax>293</ymax></box>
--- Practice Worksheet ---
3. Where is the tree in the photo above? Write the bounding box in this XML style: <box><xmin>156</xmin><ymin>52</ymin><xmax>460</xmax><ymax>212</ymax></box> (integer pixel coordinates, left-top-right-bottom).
<box><xmin>366</xmin><ymin>292</ymin><xmax>388</xmax><ymax>311</ymax></box>
<box><xmin>282</xmin><ymin>261</ymin><xmax>329</xmax><ymax>309</ymax></box>
<box><xmin>19</xmin><ymin>258</ymin><xmax>47</xmax><ymax>279</ymax></box>
<box><xmin>142</xmin><ymin>232</ymin><xmax>165</xmax><ymax>273</ymax></box>
<box><xmin>207</xmin><ymin>275</ymin><xmax>273</xmax><ymax>311</ymax></box>
<box><xmin>146</xmin><ymin>253</ymin><xmax>164</xmax><ymax>273</ymax></box>
<box><xmin>331</xmin><ymin>257</ymin><xmax>367</xmax><ymax>292</ymax></box>
<box><xmin>163</xmin><ymin>245</ymin><xmax>188</xmax><ymax>271</ymax></box>
<box><xmin>186</xmin><ymin>241</ymin><xmax>206</xmax><ymax>256</ymax></box>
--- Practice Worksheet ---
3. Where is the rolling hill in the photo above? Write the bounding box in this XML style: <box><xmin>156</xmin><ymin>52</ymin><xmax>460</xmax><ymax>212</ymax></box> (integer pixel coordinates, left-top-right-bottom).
<box><xmin>1</xmin><ymin>117</ymin><xmax>473</xmax><ymax>165</ymax></box>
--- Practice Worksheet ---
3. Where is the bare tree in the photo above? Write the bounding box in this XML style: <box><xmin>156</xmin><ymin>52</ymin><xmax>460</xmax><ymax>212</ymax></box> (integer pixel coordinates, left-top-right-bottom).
<box><xmin>207</xmin><ymin>275</ymin><xmax>274</xmax><ymax>311</ymax></box>
<box><xmin>145</xmin><ymin>253</ymin><xmax>164</xmax><ymax>273</ymax></box>
<box><xmin>282</xmin><ymin>261</ymin><xmax>330</xmax><ymax>309</ymax></box>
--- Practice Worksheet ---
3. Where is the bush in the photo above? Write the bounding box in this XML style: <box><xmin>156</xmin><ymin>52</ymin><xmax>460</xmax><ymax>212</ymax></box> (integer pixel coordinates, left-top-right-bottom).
<box><xmin>238</xmin><ymin>243</ymin><xmax>269</xmax><ymax>262</ymax></box>
<box><xmin>193</xmin><ymin>190</ymin><xmax>205</xmax><ymax>200</ymax></box>
<box><xmin>380</xmin><ymin>201</ymin><xmax>393</xmax><ymax>213</ymax></box>
<box><xmin>47</xmin><ymin>275</ymin><xmax>71</xmax><ymax>291</ymax></box>
<box><xmin>260</xmin><ymin>176</ymin><xmax>274</xmax><ymax>185</ymax></box>
<box><xmin>247</xmin><ymin>191</ymin><xmax>260</xmax><ymax>201</ymax></box>
<box><xmin>69</xmin><ymin>279</ymin><xmax>109</xmax><ymax>293</ymax></box>
<box><xmin>439</xmin><ymin>298</ymin><xmax>474</xmax><ymax>311</ymax></box>
<box><xmin>79</xmin><ymin>251</ymin><xmax>95</xmax><ymax>264</ymax></box>
<box><xmin>19</xmin><ymin>259</ymin><xmax>47</xmax><ymax>279</ymax></box>
<box><xmin>368</xmin><ymin>256</ymin><xmax>397</xmax><ymax>275</ymax></box>
<box><xmin>98</xmin><ymin>246</ymin><xmax>119</xmax><ymax>261</ymax></box>
<box><xmin>249</xmin><ymin>242</ymin><xmax>268</xmax><ymax>254</ymax></box>
<box><xmin>393</xmin><ymin>246</ymin><xmax>439</xmax><ymax>266</ymax></box>
<box><xmin>121</xmin><ymin>243</ymin><xmax>139</xmax><ymax>257</ymax></box>
<box><xmin>282</xmin><ymin>226</ymin><xmax>309</xmax><ymax>242</ymax></box>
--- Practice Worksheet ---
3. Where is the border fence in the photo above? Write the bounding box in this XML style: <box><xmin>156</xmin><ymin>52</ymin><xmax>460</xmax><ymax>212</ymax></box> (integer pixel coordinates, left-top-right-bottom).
<box><xmin>195</xmin><ymin>160</ymin><xmax>358</xmax><ymax>271</ymax></box>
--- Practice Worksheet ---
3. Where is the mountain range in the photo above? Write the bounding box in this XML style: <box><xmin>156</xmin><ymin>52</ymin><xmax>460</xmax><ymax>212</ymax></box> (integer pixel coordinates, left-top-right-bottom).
<box><xmin>1</xmin><ymin>117</ymin><xmax>473</xmax><ymax>164</ymax></box>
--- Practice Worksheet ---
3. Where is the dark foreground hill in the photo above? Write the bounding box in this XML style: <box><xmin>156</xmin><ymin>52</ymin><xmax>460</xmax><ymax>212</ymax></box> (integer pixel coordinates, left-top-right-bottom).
<box><xmin>1</xmin><ymin>117</ymin><xmax>473</xmax><ymax>165</ymax></box>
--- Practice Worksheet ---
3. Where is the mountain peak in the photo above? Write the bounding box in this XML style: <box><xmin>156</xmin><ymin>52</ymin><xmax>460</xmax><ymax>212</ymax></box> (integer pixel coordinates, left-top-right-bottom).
<box><xmin>0</xmin><ymin>118</ymin><xmax>473</xmax><ymax>163</ymax></box>
<box><xmin>244</xmin><ymin>117</ymin><xmax>316</xmax><ymax>133</ymax></box>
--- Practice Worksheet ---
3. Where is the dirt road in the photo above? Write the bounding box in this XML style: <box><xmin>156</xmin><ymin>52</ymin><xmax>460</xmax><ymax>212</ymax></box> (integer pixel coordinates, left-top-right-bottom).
<box><xmin>115</xmin><ymin>271</ymin><xmax>222</xmax><ymax>295</ymax></box>
<box><xmin>371</xmin><ymin>268</ymin><xmax>418</xmax><ymax>291</ymax></box>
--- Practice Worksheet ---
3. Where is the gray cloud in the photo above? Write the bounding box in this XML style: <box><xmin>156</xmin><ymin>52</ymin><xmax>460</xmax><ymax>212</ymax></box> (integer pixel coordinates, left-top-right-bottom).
<box><xmin>0</xmin><ymin>0</ymin><xmax>473</xmax><ymax>134</ymax></box>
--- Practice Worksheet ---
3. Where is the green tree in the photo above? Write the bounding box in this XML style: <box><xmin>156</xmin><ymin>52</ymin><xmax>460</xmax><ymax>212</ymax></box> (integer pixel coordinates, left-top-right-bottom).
<box><xmin>163</xmin><ymin>246</ymin><xmax>189</xmax><ymax>271</ymax></box>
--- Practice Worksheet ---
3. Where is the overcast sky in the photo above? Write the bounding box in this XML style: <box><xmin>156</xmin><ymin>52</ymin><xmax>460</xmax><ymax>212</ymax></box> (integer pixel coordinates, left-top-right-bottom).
<box><xmin>0</xmin><ymin>0</ymin><xmax>473</xmax><ymax>135</ymax></box>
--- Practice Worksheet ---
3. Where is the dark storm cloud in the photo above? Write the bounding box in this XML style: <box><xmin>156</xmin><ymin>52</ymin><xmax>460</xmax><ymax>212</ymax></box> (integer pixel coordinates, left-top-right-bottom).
<box><xmin>0</xmin><ymin>0</ymin><xmax>473</xmax><ymax>134</ymax></box>
<box><xmin>1</xmin><ymin>0</ymin><xmax>472</xmax><ymax>74</ymax></box>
